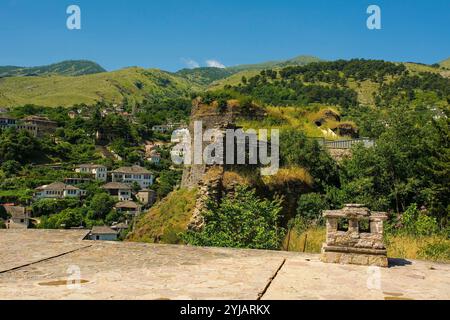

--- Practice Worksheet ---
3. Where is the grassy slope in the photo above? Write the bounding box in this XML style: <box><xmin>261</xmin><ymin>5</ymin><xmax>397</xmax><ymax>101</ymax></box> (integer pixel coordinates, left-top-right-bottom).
<box><xmin>208</xmin><ymin>69</ymin><xmax>262</xmax><ymax>90</ymax></box>
<box><xmin>439</xmin><ymin>58</ymin><xmax>450</xmax><ymax>69</ymax></box>
<box><xmin>0</xmin><ymin>67</ymin><xmax>201</xmax><ymax>107</ymax></box>
<box><xmin>176</xmin><ymin>67</ymin><xmax>234</xmax><ymax>86</ymax></box>
<box><xmin>128</xmin><ymin>188</ymin><xmax>198</xmax><ymax>244</ymax></box>
<box><xmin>227</xmin><ymin>55</ymin><xmax>322</xmax><ymax>73</ymax></box>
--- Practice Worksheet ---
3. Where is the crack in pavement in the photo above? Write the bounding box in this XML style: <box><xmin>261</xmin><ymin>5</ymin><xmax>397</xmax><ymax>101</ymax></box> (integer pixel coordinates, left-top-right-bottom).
<box><xmin>257</xmin><ymin>258</ymin><xmax>286</xmax><ymax>300</ymax></box>
<box><xmin>0</xmin><ymin>245</ymin><xmax>93</xmax><ymax>274</ymax></box>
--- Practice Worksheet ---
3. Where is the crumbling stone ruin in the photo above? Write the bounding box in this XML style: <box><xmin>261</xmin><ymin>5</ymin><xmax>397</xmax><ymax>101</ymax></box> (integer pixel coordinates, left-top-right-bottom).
<box><xmin>182</xmin><ymin>98</ymin><xmax>265</xmax><ymax>232</ymax></box>
<box><xmin>321</xmin><ymin>204</ymin><xmax>388</xmax><ymax>267</ymax></box>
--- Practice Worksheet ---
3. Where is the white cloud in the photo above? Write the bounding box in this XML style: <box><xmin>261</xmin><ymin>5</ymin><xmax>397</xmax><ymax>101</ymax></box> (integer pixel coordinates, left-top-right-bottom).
<box><xmin>206</xmin><ymin>59</ymin><xmax>226</xmax><ymax>69</ymax></box>
<box><xmin>181</xmin><ymin>58</ymin><xmax>200</xmax><ymax>69</ymax></box>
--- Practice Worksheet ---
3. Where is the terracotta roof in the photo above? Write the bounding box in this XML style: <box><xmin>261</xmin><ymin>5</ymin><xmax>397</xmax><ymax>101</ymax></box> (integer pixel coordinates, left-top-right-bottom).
<box><xmin>90</xmin><ymin>226</ymin><xmax>118</xmax><ymax>235</ymax></box>
<box><xmin>35</xmin><ymin>182</ymin><xmax>80</xmax><ymax>191</ymax></box>
<box><xmin>115</xmin><ymin>201</ymin><xmax>140</xmax><ymax>209</ymax></box>
<box><xmin>102</xmin><ymin>182</ymin><xmax>132</xmax><ymax>190</ymax></box>
<box><xmin>112</xmin><ymin>165</ymin><xmax>151</xmax><ymax>175</ymax></box>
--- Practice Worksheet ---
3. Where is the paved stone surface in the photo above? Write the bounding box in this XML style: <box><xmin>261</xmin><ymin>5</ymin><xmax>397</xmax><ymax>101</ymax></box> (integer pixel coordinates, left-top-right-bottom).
<box><xmin>0</xmin><ymin>229</ymin><xmax>90</xmax><ymax>273</ymax></box>
<box><xmin>0</xmin><ymin>230</ymin><xmax>449</xmax><ymax>300</ymax></box>
<box><xmin>263</xmin><ymin>255</ymin><xmax>450</xmax><ymax>300</ymax></box>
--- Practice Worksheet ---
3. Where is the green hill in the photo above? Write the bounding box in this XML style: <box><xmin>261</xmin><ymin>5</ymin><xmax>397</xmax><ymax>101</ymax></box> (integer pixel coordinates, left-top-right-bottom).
<box><xmin>177</xmin><ymin>55</ymin><xmax>322</xmax><ymax>87</ymax></box>
<box><xmin>0</xmin><ymin>60</ymin><xmax>106</xmax><ymax>77</ymax></box>
<box><xmin>440</xmin><ymin>57</ymin><xmax>450</xmax><ymax>69</ymax></box>
<box><xmin>228</xmin><ymin>55</ymin><xmax>322</xmax><ymax>73</ymax></box>
<box><xmin>176</xmin><ymin>67</ymin><xmax>234</xmax><ymax>86</ymax></box>
<box><xmin>2</xmin><ymin>56</ymin><xmax>447</xmax><ymax>108</ymax></box>
<box><xmin>0</xmin><ymin>67</ymin><xmax>200</xmax><ymax>107</ymax></box>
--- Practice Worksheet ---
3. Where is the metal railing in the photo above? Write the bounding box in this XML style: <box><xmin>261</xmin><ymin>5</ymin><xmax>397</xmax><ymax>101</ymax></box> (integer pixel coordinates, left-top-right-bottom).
<box><xmin>314</xmin><ymin>138</ymin><xmax>375</xmax><ymax>150</ymax></box>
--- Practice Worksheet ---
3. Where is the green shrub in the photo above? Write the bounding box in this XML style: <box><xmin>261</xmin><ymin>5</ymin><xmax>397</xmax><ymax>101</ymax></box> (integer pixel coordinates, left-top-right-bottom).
<box><xmin>39</xmin><ymin>208</ymin><xmax>85</xmax><ymax>229</ymax></box>
<box><xmin>182</xmin><ymin>186</ymin><xmax>286</xmax><ymax>250</ymax></box>
<box><xmin>402</xmin><ymin>204</ymin><xmax>439</xmax><ymax>236</ymax></box>
<box><xmin>296</xmin><ymin>193</ymin><xmax>327</xmax><ymax>223</ymax></box>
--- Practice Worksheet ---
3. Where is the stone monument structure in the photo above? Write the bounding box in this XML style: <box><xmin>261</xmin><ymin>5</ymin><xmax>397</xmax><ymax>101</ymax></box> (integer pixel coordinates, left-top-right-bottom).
<box><xmin>321</xmin><ymin>204</ymin><xmax>389</xmax><ymax>267</ymax></box>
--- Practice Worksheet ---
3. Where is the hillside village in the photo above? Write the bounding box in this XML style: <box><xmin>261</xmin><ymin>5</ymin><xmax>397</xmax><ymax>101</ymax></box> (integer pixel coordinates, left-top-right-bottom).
<box><xmin>0</xmin><ymin>102</ymin><xmax>189</xmax><ymax>239</ymax></box>
<box><xmin>0</xmin><ymin>57</ymin><xmax>449</xmax><ymax>263</ymax></box>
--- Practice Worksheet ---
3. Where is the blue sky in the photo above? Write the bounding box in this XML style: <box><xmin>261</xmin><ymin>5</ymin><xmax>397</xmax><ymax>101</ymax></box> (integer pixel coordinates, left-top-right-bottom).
<box><xmin>0</xmin><ymin>0</ymin><xmax>449</xmax><ymax>71</ymax></box>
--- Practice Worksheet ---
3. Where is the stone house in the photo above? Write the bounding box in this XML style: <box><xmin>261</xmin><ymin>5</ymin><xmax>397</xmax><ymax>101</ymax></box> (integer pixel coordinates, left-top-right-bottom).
<box><xmin>64</xmin><ymin>177</ymin><xmax>92</xmax><ymax>185</ymax></box>
<box><xmin>111</xmin><ymin>166</ymin><xmax>153</xmax><ymax>189</ymax></box>
<box><xmin>89</xmin><ymin>226</ymin><xmax>118</xmax><ymax>241</ymax></box>
<box><xmin>75</xmin><ymin>164</ymin><xmax>108</xmax><ymax>182</ymax></box>
<box><xmin>3</xmin><ymin>205</ymin><xmax>29</xmax><ymax>229</ymax></box>
<box><xmin>0</xmin><ymin>116</ymin><xmax>38</xmax><ymax>137</ymax></box>
<box><xmin>0</xmin><ymin>116</ymin><xmax>16</xmax><ymax>129</ymax></box>
<box><xmin>34</xmin><ymin>182</ymin><xmax>86</xmax><ymax>200</ymax></box>
<box><xmin>102</xmin><ymin>182</ymin><xmax>132</xmax><ymax>201</ymax></box>
<box><xmin>147</xmin><ymin>151</ymin><xmax>161</xmax><ymax>164</ymax></box>
<box><xmin>22</xmin><ymin>116</ymin><xmax>57</xmax><ymax>137</ymax></box>
<box><xmin>136</xmin><ymin>189</ymin><xmax>156</xmax><ymax>208</ymax></box>
<box><xmin>114</xmin><ymin>201</ymin><xmax>141</xmax><ymax>216</ymax></box>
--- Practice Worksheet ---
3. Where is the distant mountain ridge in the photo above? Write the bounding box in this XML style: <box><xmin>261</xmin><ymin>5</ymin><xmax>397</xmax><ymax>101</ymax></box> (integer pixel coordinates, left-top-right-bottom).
<box><xmin>176</xmin><ymin>55</ymin><xmax>322</xmax><ymax>86</ymax></box>
<box><xmin>1</xmin><ymin>55</ymin><xmax>448</xmax><ymax>108</ymax></box>
<box><xmin>0</xmin><ymin>60</ymin><xmax>106</xmax><ymax>77</ymax></box>
<box><xmin>228</xmin><ymin>55</ymin><xmax>323</xmax><ymax>72</ymax></box>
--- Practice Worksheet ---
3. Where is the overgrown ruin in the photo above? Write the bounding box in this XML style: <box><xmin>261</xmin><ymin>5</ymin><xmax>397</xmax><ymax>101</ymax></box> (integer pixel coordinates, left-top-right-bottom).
<box><xmin>321</xmin><ymin>204</ymin><xmax>389</xmax><ymax>267</ymax></box>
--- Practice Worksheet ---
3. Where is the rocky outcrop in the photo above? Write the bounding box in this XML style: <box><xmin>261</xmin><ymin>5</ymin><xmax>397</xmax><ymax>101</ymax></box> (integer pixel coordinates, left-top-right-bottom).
<box><xmin>187</xmin><ymin>166</ymin><xmax>224</xmax><ymax>232</ymax></box>
<box><xmin>333</xmin><ymin>123</ymin><xmax>359</xmax><ymax>138</ymax></box>
<box><xmin>182</xmin><ymin>98</ymin><xmax>258</xmax><ymax>231</ymax></box>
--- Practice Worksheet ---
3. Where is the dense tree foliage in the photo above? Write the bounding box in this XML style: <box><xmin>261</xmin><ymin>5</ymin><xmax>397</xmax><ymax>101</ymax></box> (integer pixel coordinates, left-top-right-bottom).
<box><xmin>136</xmin><ymin>98</ymin><xmax>191</xmax><ymax>129</ymax></box>
<box><xmin>340</xmin><ymin>106</ymin><xmax>449</xmax><ymax>225</ymax></box>
<box><xmin>279</xmin><ymin>129</ymin><xmax>339</xmax><ymax>191</ymax></box>
<box><xmin>183</xmin><ymin>187</ymin><xmax>286</xmax><ymax>250</ymax></box>
<box><xmin>279</xmin><ymin>59</ymin><xmax>406</xmax><ymax>83</ymax></box>
<box><xmin>0</xmin><ymin>129</ymin><xmax>43</xmax><ymax>164</ymax></box>
<box><xmin>234</xmin><ymin>78</ymin><xmax>358</xmax><ymax>109</ymax></box>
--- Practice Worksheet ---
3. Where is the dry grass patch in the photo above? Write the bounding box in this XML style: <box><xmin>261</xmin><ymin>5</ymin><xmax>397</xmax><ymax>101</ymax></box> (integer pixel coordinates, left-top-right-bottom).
<box><xmin>284</xmin><ymin>226</ymin><xmax>450</xmax><ymax>263</ymax></box>
<box><xmin>262</xmin><ymin>167</ymin><xmax>313</xmax><ymax>190</ymax></box>
<box><xmin>127</xmin><ymin>188</ymin><xmax>198</xmax><ymax>244</ymax></box>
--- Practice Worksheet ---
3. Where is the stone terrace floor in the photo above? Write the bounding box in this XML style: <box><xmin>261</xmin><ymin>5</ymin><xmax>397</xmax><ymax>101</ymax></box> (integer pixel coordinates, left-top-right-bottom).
<box><xmin>0</xmin><ymin>230</ymin><xmax>449</xmax><ymax>300</ymax></box>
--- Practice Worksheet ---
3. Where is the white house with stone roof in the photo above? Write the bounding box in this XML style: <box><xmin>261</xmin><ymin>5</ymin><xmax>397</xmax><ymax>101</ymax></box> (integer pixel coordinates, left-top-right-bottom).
<box><xmin>75</xmin><ymin>164</ymin><xmax>108</xmax><ymax>182</ymax></box>
<box><xmin>34</xmin><ymin>182</ymin><xmax>86</xmax><ymax>200</ymax></box>
<box><xmin>102</xmin><ymin>182</ymin><xmax>132</xmax><ymax>201</ymax></box>
<box><xmin>89</xmin><ymin>226</ymin><xmax>118</xmax><ymax>241</ymax></box>
<box><xmin>111</xmin><ymin>165</ymin><xmax>153</xmax><ymax>189</ymax></box>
